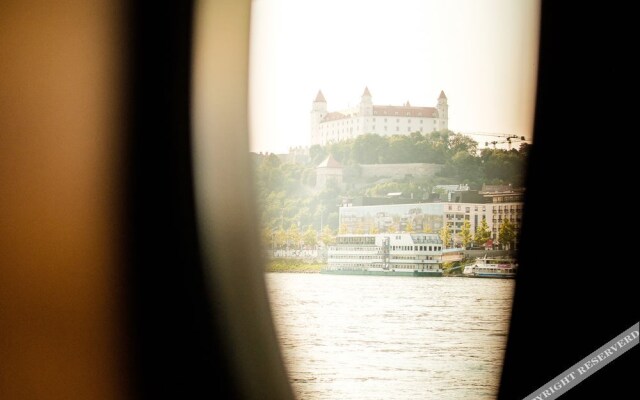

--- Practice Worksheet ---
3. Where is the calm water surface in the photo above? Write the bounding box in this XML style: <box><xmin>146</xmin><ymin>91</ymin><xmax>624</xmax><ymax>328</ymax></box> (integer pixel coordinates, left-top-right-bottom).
<box><xmin>266</xmin><ymin>273</ymin><xmax>514</xmax><ymax>400</ymax></box>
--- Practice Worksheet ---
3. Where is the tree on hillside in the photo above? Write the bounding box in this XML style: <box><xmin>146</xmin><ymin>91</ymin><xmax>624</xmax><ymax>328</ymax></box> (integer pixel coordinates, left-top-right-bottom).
<box><xmin>381</xmin><ymin>135</ymin><xmax>414</xmax><ymax>163</ymax></box>
<box><xmin>474</xmin><ymin>217</ymin><xmax>492</xmax><ymax>246</ymax></box>
<box><xmin>428</xmin><ymin>130</ymin><xmax>452</xmax><ymax>163</ymax></box>
<box><xmin>413</xmin><ymin>136</ymin><xmax>437</xmax><ymax>163</ymax></box>
<box><xmin>450</xmin><ymin>151</ymin><xmax>482</xmax><ymax>184</ymax></box>
<box><xmin>351</xmin><ymin>134</ymin><xmax>387</xmax><ymax>164</ymax></box>
<box><xmin>327</xmin><ymin>140</ymin><xmax>353</xmax><ymax>164</ymax></box>
<box><xmin>448</xmin><ymin>133</ymin><xmax>478</xmax><ymax>155</ymax></box>
<box><xmin>365</xmin><ymin>181</ymin><xmax>407</xmax><ymax>197</ymax></box>
<box><xmin>309</xmin><ymin>144</ymin><xmax>327</xmax><ymax>165</ymax></box>
<box><xmin>264</xmin><ymin>153</ymin><xmax>281</xmax><ymax>168</ymax></box>
<box><xmin>480</xmin><ymin>148</ymin><xmax>526</xmax><ymax>186</ymax></box>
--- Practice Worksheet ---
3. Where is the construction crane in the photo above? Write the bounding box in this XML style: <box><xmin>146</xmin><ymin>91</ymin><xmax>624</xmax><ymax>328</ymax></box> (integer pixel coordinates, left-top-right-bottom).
<box><xmin>485</xmin><ymin>135</ymin><xmax>527</xmax><ymax>150</ymax></box>
<box><xmin>463</xmin><ymin>132</ymin><xmax>528</xmax><ymax>150</ymax></box>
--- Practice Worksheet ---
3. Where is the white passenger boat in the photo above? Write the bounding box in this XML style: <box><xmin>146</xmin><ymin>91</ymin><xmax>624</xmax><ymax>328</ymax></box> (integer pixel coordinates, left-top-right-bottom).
<box><xmin>463</xmin><ymin>255</ymin><xmax>517</xmax><ymax>278</ymax></box>
<box><xmin>321</xmin><ymin>233</ymin><xmax>445</xmax><ymax>277</ymax></box>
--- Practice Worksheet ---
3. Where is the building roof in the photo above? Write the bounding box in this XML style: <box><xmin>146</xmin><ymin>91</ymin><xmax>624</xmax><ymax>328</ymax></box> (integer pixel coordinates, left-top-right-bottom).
<box><xmin>321</xmin><ymin>111</ymin><xmax>348</xmax><ymax>122</ymax></box>
<box><xmin>317</xmin><ymin>154</ymin><xmax>342</xmax><ymax>169</ymax></box>
<box><xmin>362</xmin><ymin>86</ymin><xmax>371</xmax><ymax>97</ymax></box>
<box><xmin>314</xmin><ymin>90</ymin><xmax>326</xmax><ymax>103</ymax></box>
<box><xmin>438</xmin><ymin>90</ymin><xmax>447</xmax><ymax>100</ymax></box>
<box><xmin>373</xmin><ymin>105</ymin><xmax>438</xmax><ymax>118</ymax></box>
<box><xmin>480</xmin><ymin>184</ymin><xmax>516</xmax><ymax>193</ymax></box>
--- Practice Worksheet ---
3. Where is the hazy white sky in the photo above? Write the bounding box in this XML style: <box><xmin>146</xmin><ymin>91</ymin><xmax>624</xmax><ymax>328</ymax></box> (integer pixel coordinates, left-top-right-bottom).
<box><xmin>249</xmin><ymin>0</ymin><xmax>540</xmax><ymax>154</ymax></box>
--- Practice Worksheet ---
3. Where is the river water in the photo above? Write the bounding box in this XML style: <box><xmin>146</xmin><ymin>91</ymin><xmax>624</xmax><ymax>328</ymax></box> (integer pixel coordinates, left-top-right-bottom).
<box><xmin>266</xmin><ymin>273</ymin><xmax>514</xmax><ymax>400</ymax></box>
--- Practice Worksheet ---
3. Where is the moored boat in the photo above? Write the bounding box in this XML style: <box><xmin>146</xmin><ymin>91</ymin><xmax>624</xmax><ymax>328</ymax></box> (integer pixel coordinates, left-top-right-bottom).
<box><xmin>462</xmin><ymin>255</ymin><xmax>517</xmax><ymax>278</ymax></box>
<box><xmin>322</xmin><ymin>233</ymin><xmax>449</xmax><ymax>277</ymax></box>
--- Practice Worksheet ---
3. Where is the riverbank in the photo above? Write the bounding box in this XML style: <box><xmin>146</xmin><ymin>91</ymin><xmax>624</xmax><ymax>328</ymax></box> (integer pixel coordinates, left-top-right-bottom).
<box><xmin>266</xmin><ymin>258</ymin><xmax>324</xmax><ymax>273</ymax></box>
<box><xmin>266</xmin><ymin>259</ymin><xmax>473</xmax><ymax>274</ymax></box>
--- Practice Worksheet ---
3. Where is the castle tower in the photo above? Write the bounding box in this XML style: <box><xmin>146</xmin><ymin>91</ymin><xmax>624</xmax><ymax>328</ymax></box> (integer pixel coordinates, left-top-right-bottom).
<box><xmin>437</xmin><ymin>90</ymin><xmax>448</xmax><ymax>131</ymax></box>
<box><xmin>359</xmin><ymin>86</ymin><xmax>373</xmax><ymax>134</ymax></box>
<box><xmin>310</xmin><ymin>90</ymin><xmax>327</xmax><ymax>145</ymax></box>
<box><xmin>359</xmin><ymin>86</ymin><xmax>373</xmax><ymax>116</ymax></box>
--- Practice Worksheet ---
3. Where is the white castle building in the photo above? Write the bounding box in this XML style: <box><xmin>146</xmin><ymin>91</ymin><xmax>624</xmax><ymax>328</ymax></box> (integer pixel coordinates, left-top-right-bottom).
<box><xmin>310</xmin><ymin>87</ymin><xmax>448</xmax><ymax>146</ymax></box>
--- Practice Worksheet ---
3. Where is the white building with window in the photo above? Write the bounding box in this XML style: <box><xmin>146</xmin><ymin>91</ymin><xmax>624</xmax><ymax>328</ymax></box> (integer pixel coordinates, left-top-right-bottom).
<box><xmin>310</xmin><ymin>87</ymin><xmax>448</xmax><ymax>146</ymax></box>
<box><xmin>338</xmin><ymin>201</ymin><xmax>523</xmax><ymax>246</ymax></box>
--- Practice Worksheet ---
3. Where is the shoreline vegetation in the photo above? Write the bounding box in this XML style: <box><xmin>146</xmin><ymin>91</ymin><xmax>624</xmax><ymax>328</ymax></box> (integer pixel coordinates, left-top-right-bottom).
<box><xmin>266</xmin><ymin>258</ymin><xmax>324</xmax><ymax>273</ymax></box>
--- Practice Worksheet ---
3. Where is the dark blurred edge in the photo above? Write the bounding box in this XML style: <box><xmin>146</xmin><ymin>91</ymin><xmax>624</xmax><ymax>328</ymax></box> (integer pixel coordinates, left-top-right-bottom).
<box><xmin>499</xmin><ymin>1</ymin><xmax>637</xmax><ymax>399</ymax></box>
<box><xmin>124</xmin><ymin>1</ymin><xmax>240</xmax><ymax>398</ymax></box>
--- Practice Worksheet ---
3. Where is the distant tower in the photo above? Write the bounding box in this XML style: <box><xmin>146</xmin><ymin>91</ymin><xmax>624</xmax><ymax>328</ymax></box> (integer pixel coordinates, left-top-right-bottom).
<box><xmin>359</xmin><ymin>86</ymin><xmax>373</xmax><ymax>133</ymax></box>
<box><xmin>310</xmin><ymin>90</ymin><xmax>327</xmax><ymax>145</ymax></box>
<box><xmin>437</xmin><ymin>90</ymin><xmax>448</xmax><ymax>131</ymax></box>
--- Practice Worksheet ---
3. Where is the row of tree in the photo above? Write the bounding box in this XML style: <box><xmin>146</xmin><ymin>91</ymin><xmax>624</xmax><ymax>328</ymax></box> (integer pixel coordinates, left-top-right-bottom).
<box><xmin>263</xmin><ymin>217</ymin><xmax>518</xmax><ymax>252</ymax></box>
<box><xmin>263</xmin><ymin>225</ymin><xmax>335</xmax><ymax>250</ymax></box>
<box><xmin>308</xmin><ymin>130</ymin><xmax>529</xmax><ymax>187</ymax></box>
<box><xmin>445</xmin><ymin>218</ymin><xmax>517</xmax><ymax>250</ymax></box>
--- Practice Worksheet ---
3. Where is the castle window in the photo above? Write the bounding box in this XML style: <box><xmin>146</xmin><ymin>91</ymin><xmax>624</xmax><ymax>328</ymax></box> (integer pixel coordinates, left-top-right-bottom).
<box><xmin>384</xmin><ymin>118</ymin><xmax>387</xmax><ymax>122</ymax></box>
<box><xmin>384</xmin><ymin>126</ymin><xmax>387</xmax><ymax>131</ymax></box>
<box><xmin>396</xmin><ymin>127</ymin><xmax>399</xmax><ymax>131</ymax></box>
<box><xmin>408</xmin><ymin>119</ymin><xmax>411</xmax><ymax>123</ymax></box>
<box><xmin>372</xmin><ymin>126</ymin><xmax>375</xmax><ymax>130</ymax></box>
<box><xmin>420</xmin><ymin>120</ymin><xmax>423</xmax><ymax>124</ymax></box>
<box><xmin>396</xmin><ymin>119</ymin><xmax>399</xmax><ymax>123</ymax></box>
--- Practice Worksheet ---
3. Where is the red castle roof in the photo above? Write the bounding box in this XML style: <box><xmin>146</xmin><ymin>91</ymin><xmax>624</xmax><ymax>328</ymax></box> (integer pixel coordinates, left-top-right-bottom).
<box><xmin>317</xmin><ymin>154</ymin><xmax>342</xmax><ymax>169</ymax></box>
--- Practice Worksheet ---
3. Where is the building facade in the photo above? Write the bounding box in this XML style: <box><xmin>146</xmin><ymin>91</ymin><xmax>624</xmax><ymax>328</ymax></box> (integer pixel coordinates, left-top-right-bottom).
<box><xmin>310</xmin><ymin>87</ymin><xmax>448</xmax><ymax>146</ymax></box>
<box><xmin>315</xmin><ymin>154</ymin><xmax>343</xmax><ymax>190</ymax></box>
<box><xmin>338</xmin><ymin>200</ymin><xmax>523</xmax><ymax>246</ymax></box>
